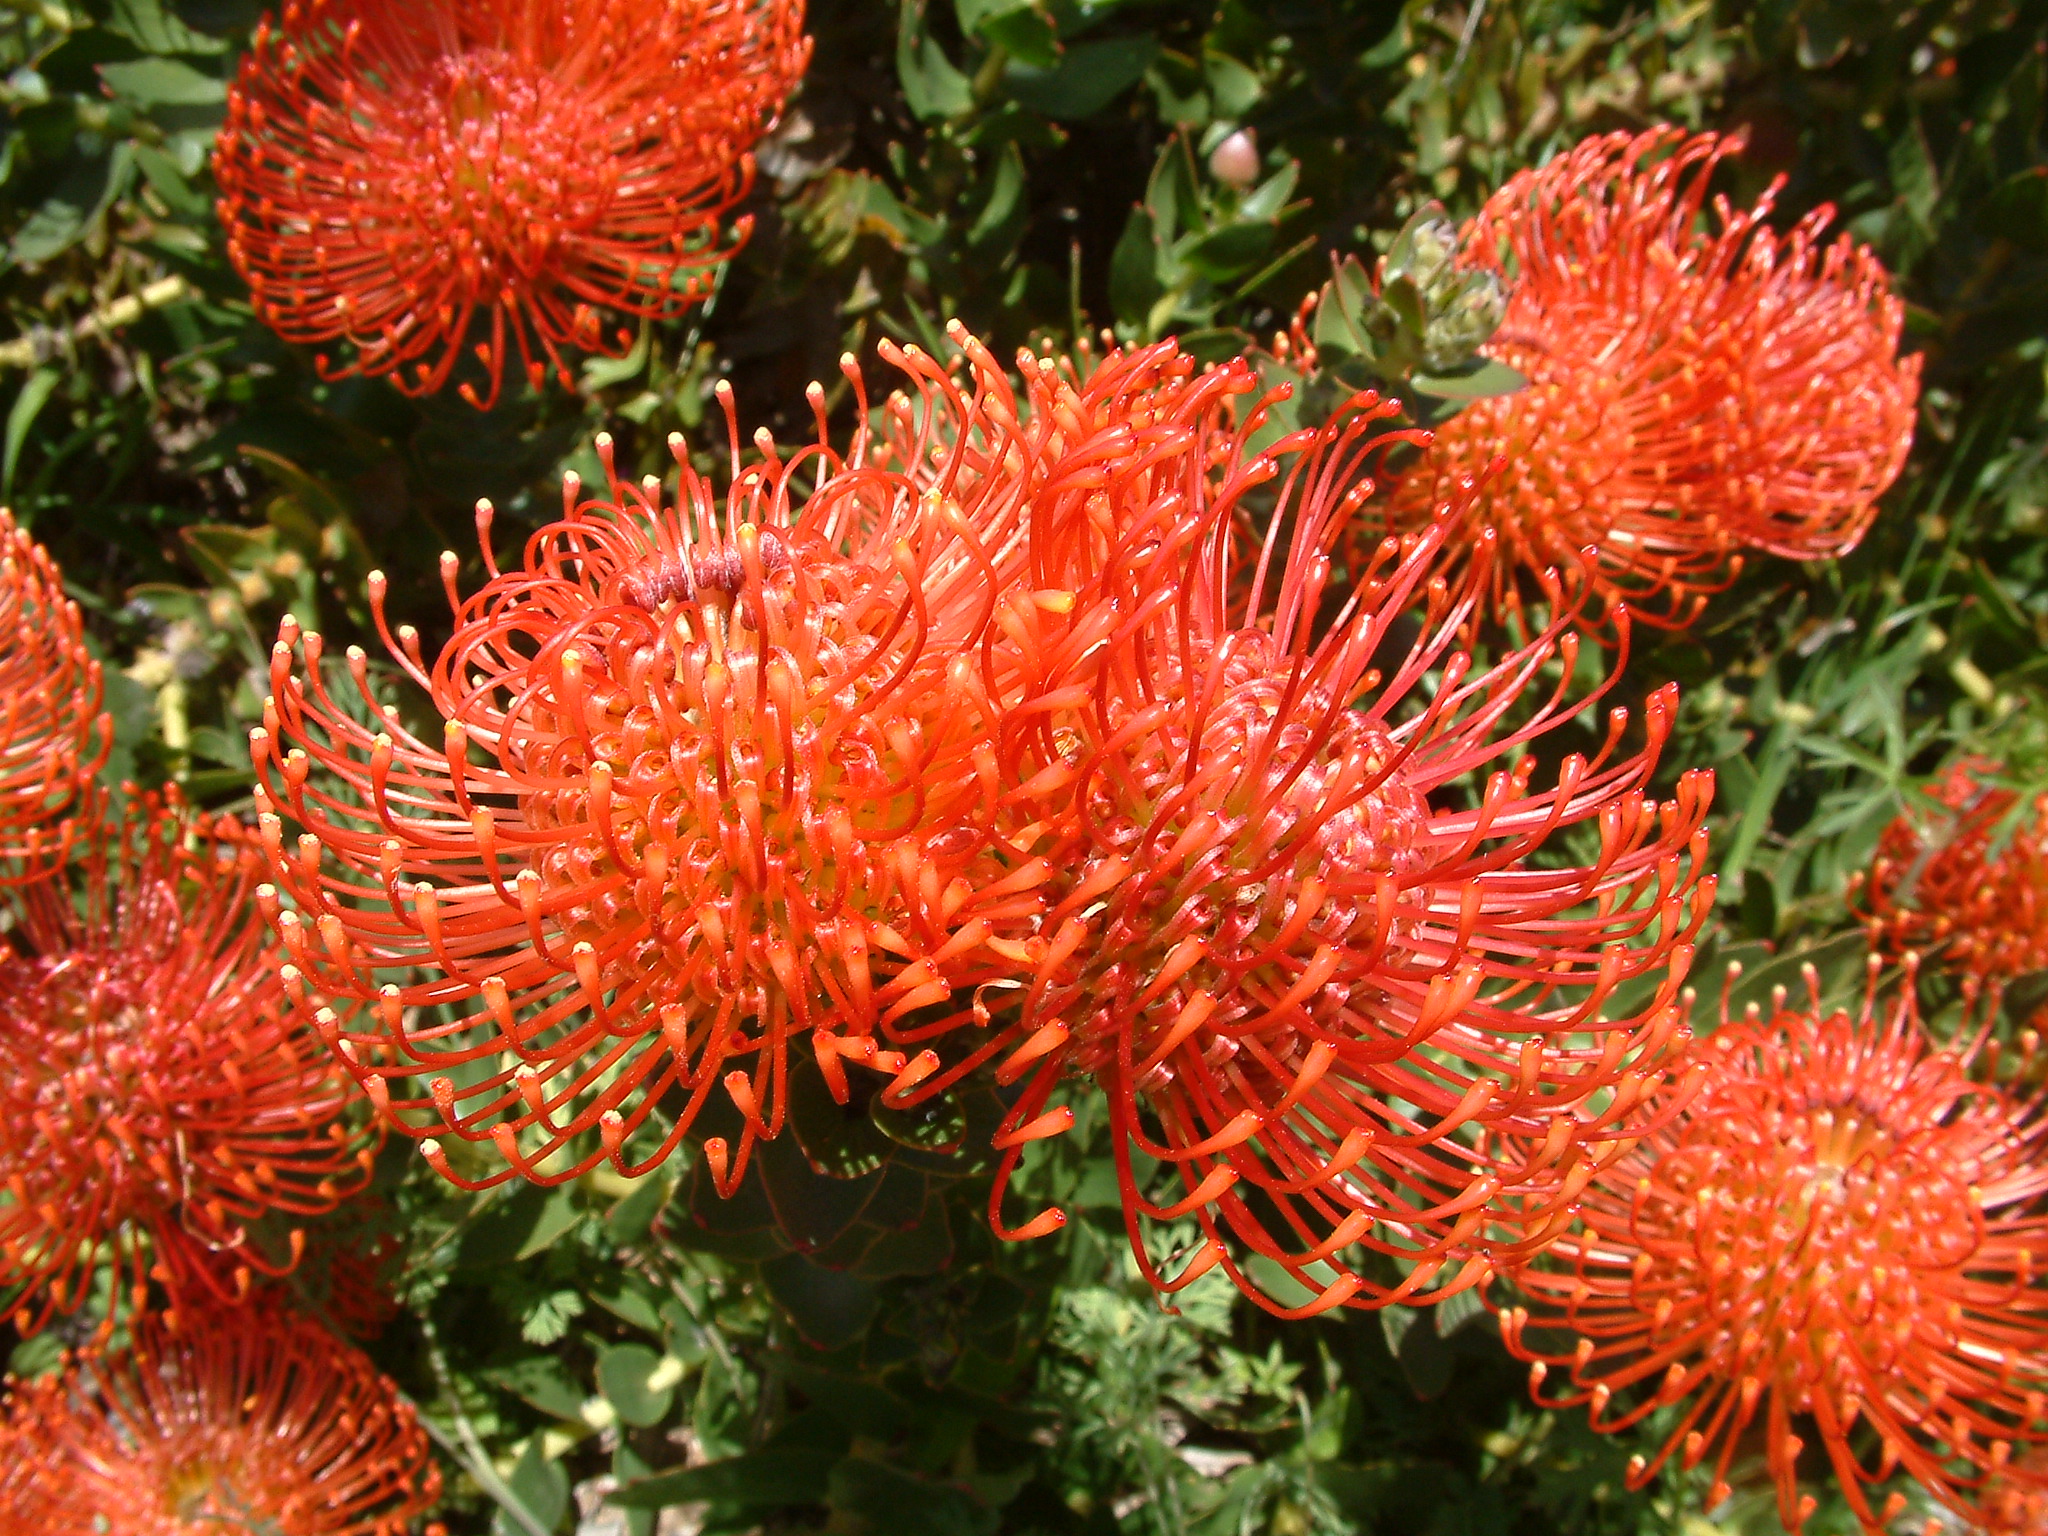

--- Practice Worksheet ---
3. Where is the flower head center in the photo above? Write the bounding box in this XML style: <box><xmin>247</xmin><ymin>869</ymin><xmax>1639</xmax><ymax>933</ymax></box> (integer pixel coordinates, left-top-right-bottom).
<box><xmin>1066</xmin><ymin>635</ymin><xmax>1430</xmax><ymax>1080</ymax></box>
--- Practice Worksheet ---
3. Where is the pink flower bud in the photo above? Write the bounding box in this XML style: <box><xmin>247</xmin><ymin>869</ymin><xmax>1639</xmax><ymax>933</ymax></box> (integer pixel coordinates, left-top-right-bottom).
<box><xmin>1208</xmin><ymin>128</ymin><xmax>1260</xmax><ymax>189</ymax></box>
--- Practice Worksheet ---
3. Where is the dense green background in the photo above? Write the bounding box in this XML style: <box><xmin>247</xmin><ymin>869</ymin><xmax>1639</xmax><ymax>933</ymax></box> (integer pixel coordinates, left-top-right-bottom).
<box><xmin>3</xmin><ymin>0</ymin><xmax>2047</xmax><ymax>1531</ymax></box>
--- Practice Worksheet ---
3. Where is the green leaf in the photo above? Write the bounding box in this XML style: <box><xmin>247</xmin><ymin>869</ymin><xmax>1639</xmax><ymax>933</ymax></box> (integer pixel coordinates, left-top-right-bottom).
<box><xmin>588</xmin><ymin>1274</ymin><xmax>666</xmax><ymax>1333</ymax></box>
<box><xmin>1145</xmin><ymin>53</ymin><xmax>1209</xmax><ymax>126</ymax></box>
<box><xmin>1794</xmin><ymin>0</ymin><xmax>1861</xmax><ymax>69</ymax></box>
<box><xmin>456</xmin><ymin>1183</ymin><xmax>585</xmax><ymax>1268</ymax></box>
<box><xmin>484</xmin><ymin>1357</ymin><xmax>588</xmax><ymax>1421</ymax></box>
<box><xmin>1433</xmin><ymin>1284</ymin><xmax>1489</xmax><ymax>1336</ymax></box>
<box><xmin>954</xmin><ymin>0</ymin><xmax>1029</xmax><ymax>32</ymax></box>
<box><xmin>1719</xmin><ymin>930</ymin><xmax>1872</xmax><ymax>1025</ymax></box>
<box><xmin>97</xmin><ymin>58</ymin><xmax>227</xmax><ymax>107</ymax></box>
<box><xmin>612</xmin><ymin>1443</ymin><xmax>657</xmax><ymax>1536</ymax></box>
<box><xmin>494</xmin><ymin>1437</ymin><xmax>570</xmax><ymax>1536</ymax></box>
<box><xmin>239</xmin><ymin>444</ymin><xmax>354</xmax><ymax>531</ymax></box>
<box><xmin>1407</xmin><ymin>359</ymin><xmax>1526</xmax><ymax>399</ymax></box>
<box><xmin>1203</xmin><ymin>52</ymin><xmax>1261</xmax><ymax>117</ymax></box>
<box><xmin>1174</xmin><ymin>326</ymin><xmax>1255</xmax><ymax>366</ymax></box>
<box><xmin>1381</xmin><ymin>1304</ymin><xmax>1453</xmax><ymax>1399</ymax></box>
<box><xmin>829</xmin><ymin>1457</ymin><xmax>1002</xmax><ymax>1536</ymax></box>
<box><xmin>1178</xmin><ymin>220</ymin><xmax>1275</xmax><ymax>282</ymax></box>
<box><xmin>597</xmin><ymin>1342</ymin><xmax>678</xmax><ymax>1428</ymax></box>
<box><xmin>1144</xmin><ymin>135</ymin><xmax>1197</xmax><ymax>239</ymax></box>
<box><xmin>671</xmin><ymin>1157</ymin><xmax>788</xmax><ymax>1262</ymax></box>
<box><xmin>847</xmin><ymin>1195</ymin><xmax>953</xmax><ymax>1280</ymax></box>
<box><xmin>11</xmin><ymin>144</ymin><xmax>135</xmax><ymax>266</ymax></box>
<box><xmin>783</xmin><ymin>1057</ymin><xmax>893</xmax><ymax>1182</ymax></box>
<box><xmin>870</xmin><ymin>1087</ymin><xmax>965</xmax><ymax>1153</ymax></box>
<box><xmin>131</xmin><ymin>142</ymin><xmax>209</xmax><ymax>220</ymax></box>
<box><xmin>1114</xmin><ymin>204</ymin><xmax>1163</xmax><ymax>327</ymax></box>
<box><xmin>897</xmin><ymin>2</ymin><xmax>975</xmax><ymax>121</ymax></box>
<box><xmin>1985</xmin><ymin>167</ymin><xmax>2048</xmax><ymax>253</ymax></box>
<box><xmin>108</xmin><ymin>0</ymin><xmax>228</xmax><ymax>53</ymax></box>
<box><xmin>781</xmin><ymin>1359</ymin><xmax>913</xmax><ymax>1440</ymax></box>
<box><xmin>8</xmin><ymin>1331</ymin><xmax>63</xmax><ymax>1380</ymax></box>
<box><xmin>1886</xmin><ymin>114</ymin><xmax>1939</xmax><ymax>226</ymax></box>
<box><xmin>1006</xmin><ymin>35</ymin><xmax>1158</xmax><ymax>118</ymax></box>
<box><xmin>610</xmin><ymin>1448</ymin><xmax>833</xmax><ymax>1509</ymax></box>
<box><xmin>604</xmin><ymin>1175</ymin><xmax>672</xmax><ymax>1246</ymax></box>
<box><xmin>965</xmin><ymin>143</ymin><xmax>1027</xmax><ymax>249</ymax></box>
<box><xmin>520</xmin><ymin>1289</ymin><xmax>586</xmax><ymax>1346</ymax></box>
<box><xmin>760</xmin><ymin>1252</ymin><xmax>880</xmax><ymax>1349</ymax></box>
<box><xmin>3</xmin><ymin>370</ymin><xmax>60</xmax><ymax>500</ymax></box>
<box><xmin>1236</xmin><ymin>160</ymin><xmax>1297</xmax><ymax>224</ymax></box>
<box><xmin>973</xmin><ymin>3</ymin><xmax>1059</xmax><ymax>67</ymax></box>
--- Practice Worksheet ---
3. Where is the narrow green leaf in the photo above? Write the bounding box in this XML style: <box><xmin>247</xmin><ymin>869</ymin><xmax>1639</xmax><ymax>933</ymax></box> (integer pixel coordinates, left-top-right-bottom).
<box><xmin>610</xmin><ymin>1448</ymin><xmax>832</xmax><ymax>1509</ymax></box>
<box><xmin>1236</xmin><ymin>160</ymin><xmax>1297</xmax><ymax>224</ymax></box>
<box><xmin>966</xmin><ymin>143</ymin><xmax>1026</xmax><ymax>248</ymax></box>
<box><xmin>98</xmin><ymin>58</ymin><xmax>227</xmax><ymax>107</ymax></box>
<box><xmin>1108</xmin><ymin>206</ymin><xmax>1163</xmax><ymax>327</ymax></box>
<box><xmin>3</xmin><ymin>370</ymin><xmax>60</xmax><ymax>500</ymax></box>
<box><xmin>1408</xmin><ymin>359</ymin><xmax>1527</xmax><ymax>399</ymax></box>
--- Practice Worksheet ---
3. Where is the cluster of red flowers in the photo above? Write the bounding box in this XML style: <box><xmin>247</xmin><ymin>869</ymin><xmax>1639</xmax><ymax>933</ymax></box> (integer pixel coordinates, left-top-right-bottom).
<box><xmin>0</xmin><ymin>519</ymin><xmax>436</xmax><ymax>1526</ymax></box>
<box><xmin>0</xmin><ymin>508</ymin><xmax>110</xmax><ymax>880</ymax></box>
<box><xmin>65</xmin><ymin>45</ymin><xmax>2028</xmax><ymax>1524</ymax></box>
<box><xmin>1857</xmin><ymin>758</ymin><xmax>2048</xmax><ymax>987</ymax></box>
<box><xmin>0</xmin><ymin>788</ymin><xmax>377</xmax><ymax>1335</ymax></box>
<box><xmin>214</xmin><ymin>0</ymin><xmax>810</xmax><ymax>407</ymax></box>
<box><xmin>233</xmin><ymin>103</ymin><xmax>2048</xmax><ymax>1526</ymax></box>
<box><xmin>1359</xmin><ymin>127</ymin><xmax>1921</xmax><ymax>637</ymax></box>
<box><xmin>254</xmin><ymin>325</ymin><xmax>1715</xmax><ymax>1316</ymax></box>
<box><xmin>0</xmin><ymin>1303</ymin><xmax>441</xmax><ymax>1533</ymax></box>
<box><xmin>1497</xmin><ymin>961</ymin><xmax>2048</xmax><ymax>1532</ymax></box>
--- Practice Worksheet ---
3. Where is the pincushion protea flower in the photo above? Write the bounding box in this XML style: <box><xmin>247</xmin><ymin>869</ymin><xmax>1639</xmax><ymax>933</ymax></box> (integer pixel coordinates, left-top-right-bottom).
<box><xmin>214</xmin><ymin>0</ymin><xmax>810</xmax><ymax>408</ymax></box>
<box><xmin>1855</xmin><ymin>759</ymin><xmax>2048</xmax><ymax>985</ymax></box>
<box><xmin>1497</xmin><ymin>960</ymin><xmax>2048</xmax><ymax>1533</ymax></box>
<box><xmin>876</xmin><ymin>391</ymin><xmax>1717</xmax><ymax>1317</ymax></box>
<box><xmin>252</xmin><ymin>331</ymin><xmax>1265</xmax><ymax>1197</ymax></box>
<box><xmin>0</xmin><ymin>507</ymin><xmax>110</xmax><ymax>878</ymax></box>
<box><xmin>0</xmin><ymin>789</ymin><xmax>376</xmax><ymax>1336</ymax></box>
<box><xmin>1375</xmin><ymin>126</ymin><xmax>1919</xmax><ymax>635</ymax></box>
<box><xmin>0</xmin><ymin>1302</ymin><xmax>440</xmax><ymax>1534</ymax></box>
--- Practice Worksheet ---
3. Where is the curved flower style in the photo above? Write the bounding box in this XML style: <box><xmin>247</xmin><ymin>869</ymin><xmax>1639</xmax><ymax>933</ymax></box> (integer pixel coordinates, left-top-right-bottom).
<box><xmin>0</xmin><ymin>790</ymin><xmax>376</xmax><ymax>1336</ymax></box>
<box><xmin>0</xmin><ymin>1302</ymin><xmax>440</xmax><ymax>1534</ymax></box>
<box><xmin>252</xmin><ymin>333</ymin><xmax>1266</xmax><ymax>1196</ymax></box>
<box><xmin>0</xmin><ymin>508</ymin><xmax>110</xmax><ymax>878</ymax></box>
<box><xmin>1497</xmin><ymin>961</ymin><xmax>2048</xmax><ymax>1533</ymax></box>
<box><xmin>1377</xmin><ymin>126</ymin><xmax>1919</xmax><ymax>635</ymax></box>
<box><xmin>880</xmin><ymin>393</ymin><xmax>1717</xmax><ymax>1317</ymax></box>
<box><xmin>1855</xmin><ymin>759</ymin><xmax>2048</xmax><ymax>985</ymax></box>
<box><xmin>214</xmin><ymin>0</ymin><xmax>810</xmax><ymax>408</ymax></box>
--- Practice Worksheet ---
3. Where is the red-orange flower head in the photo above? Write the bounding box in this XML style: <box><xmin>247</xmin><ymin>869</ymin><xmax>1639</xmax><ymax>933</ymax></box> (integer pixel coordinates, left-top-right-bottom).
<box><xmin>0</xmin><ymin>508</ymin><xmax>110</xmax><ymax>879</ymax></box>
<box><xmin>251</xmin><ymin>330</ymin><xmax>1266</xmax><ymax>1198</ymax></box>
<box><xmin>0</xmin><ymin>1302</ymin><xmax>441</xmax><ymax>1534</ymax></box>
<box><xmin>0</xmin><ymin>789</ymin><xmax>376</xmax><ymax>1336</ymax></box>
<box><xmin>1379</xmin><ymin>126</ymin><xmax>1919</xmax><ymax>635</ymax></box>
<box><xmin>1497</xmin><ymin>960</ymin><xmax>2048</xmax><ymax>1533</ymax></box>
<box><xmin>1856</xmin><ymin>759</ymin><xmax>2048</xmax><ymax>986</ymax></box>
<box><xmin>214</xmin><ymin>0</ymin><xmax>810</xmax><ymax>408</ymax></box>
<box><xmin>897</xmin><ymin>392</ymin><xmax>1718</xmax><ymax>1318</ymax></box>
